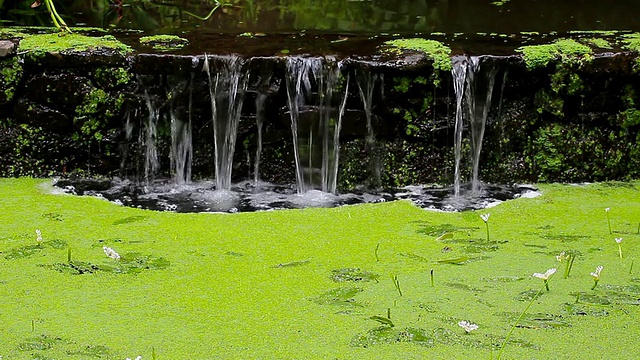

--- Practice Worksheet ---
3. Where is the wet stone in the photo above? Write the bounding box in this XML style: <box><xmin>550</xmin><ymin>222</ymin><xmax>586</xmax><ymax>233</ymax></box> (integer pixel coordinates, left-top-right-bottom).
<box><xmin>0</xmin><ymin>40</ymin><xmax>16</xmax><ymax>57</ymax></box>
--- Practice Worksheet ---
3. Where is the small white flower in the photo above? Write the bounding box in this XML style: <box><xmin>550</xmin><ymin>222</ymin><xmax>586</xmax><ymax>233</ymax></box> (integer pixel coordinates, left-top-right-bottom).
<box><xmin>556</xmin><ymin>251</ymin><xmax>566</xmax><ymax>262</ymax></box>
<box><xmin>458</xmin><ymin>320</ymin><xmax>479</xmax><ymax>333</ymax></box>
<box><xmin>36</xmin><ymin>229</ymin><xmax>43</xmax><ymax>242</ymax></box>
<box><xmin>615</xmin><ymin>237</ymin><xmax>623</xmax><ymax>244</ymax></box>
<box><xmin>605</xmin><ymin>207</ymin><xmax>610</xmax><ymax>212</ymax></box>
<box><xmin>103</xmin><ymin>246</ymin><xmax>121</xmax><ymax>260</ymax></box>
<box><xmin>480</xmin><ymin>213</ymin><xmax>490</xmax><ymax>223</ymax></box>
<box><xmin>125</xmin><ymin>356</ymin><xmax>142</xmax><ymax>360</ymax></box>
<box><xmin>590</xmin><ymin>266</ymin><xmax>603</xmax><ymax>280</ymax></box>
<box><xmin>532</xmin><ymin>268</ymin><xmax>557</xmax><ymax>280</ymax></box>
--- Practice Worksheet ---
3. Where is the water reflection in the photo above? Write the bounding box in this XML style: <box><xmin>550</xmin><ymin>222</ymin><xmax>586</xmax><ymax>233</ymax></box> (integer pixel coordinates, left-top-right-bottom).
<box><xmin>2</xmin><ymin>0</ymin><xmax>640</xmax><ymax>34</ymax></box>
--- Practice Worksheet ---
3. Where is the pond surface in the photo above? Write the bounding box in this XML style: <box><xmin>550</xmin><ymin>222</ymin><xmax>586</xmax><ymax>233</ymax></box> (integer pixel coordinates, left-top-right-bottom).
<box><xmin>53</xmin><ymin>177</ymin><xmax>539</xmax><ymax>212</ymax></box>
<box><xmin>2</xmin><ymin>0</ymin><xmax>640</xmax><ymax>35</ymax></box>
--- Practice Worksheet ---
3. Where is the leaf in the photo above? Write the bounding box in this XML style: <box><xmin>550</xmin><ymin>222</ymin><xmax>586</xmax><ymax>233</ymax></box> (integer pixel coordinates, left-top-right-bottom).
<box><xmin>369</xmin><ymin>316</ymin><xmax>394</xmax><ymax>327</ymax></box>
<box><xmin>435</xmin><ymin>232</ymin><xmax>453</xmax><ymax>241</ymax></box>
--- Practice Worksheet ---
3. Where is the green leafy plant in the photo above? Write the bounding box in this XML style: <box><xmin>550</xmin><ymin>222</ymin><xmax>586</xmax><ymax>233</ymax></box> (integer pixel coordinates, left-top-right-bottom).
<box><xmin>480</xmin><ymin>213</ymin><xmax>492</xmax><ymax>243</ymax></box>
<box><xmin>590</xmin><ymin>265</ymin><xmax>603</xmax><ymax>290</ymax></box>
<box><xmin>616</xmin><ymin>238</ymin><xmax>624</xmax><ymax>259</ymax></box>
<box><xmin>532</xmin><ymin>268</ymin><xmax>557</xmax><ymax>291</ymax></box>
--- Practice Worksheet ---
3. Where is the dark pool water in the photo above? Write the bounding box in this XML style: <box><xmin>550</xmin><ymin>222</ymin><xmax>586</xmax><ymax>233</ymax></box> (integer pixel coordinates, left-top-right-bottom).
<box><xmin>52</xmin><ymin>178</ymin><xmax>540</xmax><ymax>213</ymax></box>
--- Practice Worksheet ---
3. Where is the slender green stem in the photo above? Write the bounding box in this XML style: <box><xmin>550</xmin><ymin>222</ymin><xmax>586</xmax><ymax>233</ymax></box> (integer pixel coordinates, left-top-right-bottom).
<box><xmin>391</xmin><ymin>275</ymin><xmax>402</xmax><ymax>296</ymax></box>
<box><xmin>45</xmin><ymin>0</ymin><xmax>71</xmax><ymax>32</ymax></box>
<box><xmin>496</xmin><ymin>284</ymin><xmax>544</xmax><ymax>360</ymax></box>
<box><xmin>630</xmin><ymin>259</ymin><xmax>634</xmax><ymax>275</ymax></box>
<box><xmin>591</xmin><ymin>280</ymin><xmax>599</xmax><ymax>290</ymax></box>
<box><xmin>430</xmin><ymin>269</ymin><xmax>435</xmax><ymax>287</ymax></box>
<box><xmin>544</xmin><ymin>280</ymin><xmax>549</xmax><ymax>291</ymax></box>
<box><xmin>375</xmin><ymin>243</ymin><xmax>380</xmax><ymax>262</ymax></box>
<box><xmin>183</xmin><ymin>5</ymin><xmax>221</xmax><ymax>21</ymax></box>
<box><xmin>607</xmin><ymin>213</ymin><xmax>612</xmax><ymax>234</ymax></box>
<box><xmin>485</xmin><ymin>222</ymin><xmax>491</xmax><ymax>243</ymax></box>
<box><xmin>618</xmin><ymin>243</ymin><xmax>623</xmax><ymax>259</ymax></box>
<box><xmin>566</xmin><ymin>254</ymin><xmax>575</xmax><ymax>278</ymax></box>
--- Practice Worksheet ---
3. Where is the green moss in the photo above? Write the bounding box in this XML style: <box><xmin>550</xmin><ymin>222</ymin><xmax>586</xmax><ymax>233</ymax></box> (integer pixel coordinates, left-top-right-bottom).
<box><xmin>619</xmin><ymin>108</ymin><xmax>640</xmax><ymax>128</ymax></box>
<box><xmin>621</xmin><ymin>33</ymin><xmax>640</xmax><ymax>70</ymax></box>
<box><xmin>74</xmin><ymin>89</ymin><xmax>124</xmax><ymax>141</ymax></box>
<box><xmin>516</xmin><ymin>39</ymin><xmax>593</xmax><ymax>69</ymax></box>
<box><xmin>94</xmin><ymin>67</ymin><xmax>132</xmax><ymax>89</ymax></box>
<box><xmin>581</xmin><ymin>38</ymin><xmax>612</xmax><ymax>49</ymax></box>
<box><xmin>393</xmin><ymin>77</ymin><xmax>411</xmax><ymax>93</ymax></box>
<box><xmin>534</xmin><ymin>89</ymin><xmax>564</xmax><ymax>116</ymax></box>
<box><xmin>0</xmin><ymin>57</ymin><xmax>23</xmax><ymax>104</ymax></box>
<box><xmin>139</xmin><ymin>35</ymin><xmax>189</xmax><ymax>51</ymax></box>
<box><xmin>18</xmin><ymin>33</ymin><xmax>132</xmax><ymax>57</ymax></box>
<box><xmin>382</xmin><ymin>38</ymin><xmax>452</xmax><ymax>71</ymax></box>
<box><xmin>0</xmin><ymin>28</ymin><xmax>30</xmax><ymax>39</ymax></box>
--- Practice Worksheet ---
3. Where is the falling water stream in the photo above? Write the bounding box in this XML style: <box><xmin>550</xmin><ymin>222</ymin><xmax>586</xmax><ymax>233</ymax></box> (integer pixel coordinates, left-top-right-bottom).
<box><xmin>356</xmin><ymin>68</ymin><xmax>381</xmax><ymax>189</ymax></box>
<box><xmin>170</xmin><ymin>74</ymin><xmax>194</xmax><ymax>185</ymax></box>
<box><xmin>203</xmin><ymin>54</ymin><xmax>249</xmax><ymax>191</ymax></box>
<box><xmin>142</xmin><ymin>88</ymin><xmax>160</xmax><ymax>183</ymax></box>
<box><xmin>285</xmin><ymin>56</ymin><xmax>348</xmax><ymax>194</ymax></box>
<box><xmin>451</xmin><ymin>56</ymin><xmax>499</xmax><ymax>197</ymax></box>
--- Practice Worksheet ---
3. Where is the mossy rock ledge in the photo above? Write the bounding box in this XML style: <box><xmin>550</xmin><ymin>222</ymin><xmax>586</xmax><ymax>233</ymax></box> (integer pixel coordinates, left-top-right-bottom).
<box><xmin>1</xmin><ymin>28</ymin><xmax>639</xmax><ymax>185</ymax></box>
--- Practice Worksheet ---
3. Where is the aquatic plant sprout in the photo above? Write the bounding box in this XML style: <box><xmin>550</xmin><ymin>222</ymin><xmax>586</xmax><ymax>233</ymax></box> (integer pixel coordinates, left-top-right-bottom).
<box><xmin>606</xmin><ymin>207</ymin><xmax>612</xmax><ymax>234</ymax></box>
<box><xmin>557</xmin><ymin>251</ymin><xmax>575</xmax><ymax>278</ymax></box>
<box><xmin>533</xmin><ymin>268</ymin><xmax>556</xmax><ymax>291</ymax></box>
<box><xmin>480</xmin><ymin>213</ymin><xmax>491</xmax><ymax>243</ymax></box>
<box><xmin>458</xmin><ymin>320</ymin><xmax>478</xmax><ymax>333</ymax></box>
<box><xmin>590</xmin><ymin>265</ymin><xmax>603</xmax><ymax>290</ymax></box>
<box><xmin>35</xmin><ymin>229</ymin><xmax>42</xmax><ymax>242</ymax></box>
<box><xmin>103</xmin><ymin>246</ymin><xmax>121</xmax><ymax>260</ymax></box>
<box><xmin>616</xmin><ymin>238</ymin><xmax>623</xmax><ymax>259</ymax></box>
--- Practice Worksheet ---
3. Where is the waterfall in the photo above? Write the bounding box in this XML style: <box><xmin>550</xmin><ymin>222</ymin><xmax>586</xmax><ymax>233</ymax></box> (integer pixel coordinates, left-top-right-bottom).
<box><xmin>254</xmin><ymin>92</ymin><xmax>266</xmax><ymax>185</ymax></box>
<box><xmin>142</xmin><ymin>88</ymin><xmax>160</xmax><ymax>183</ymax></box>
<box><xmin>203</xmin><ymin>54</ymin><xmax>249</xmax><ymax>191</ymax></box>
<box><xmin>253</xmin><ymin>70</ymin><xmax>274</xmax><ymax>186</ymax></box>
<box><xmin>356</xmin><ymin>68</ymin><xmax>381</xmax><ymax>189</ymax></box>
<box><xmin>285</xmin><ymin>56</ymin><xmax>348</xmax><ymax>194</ymax></box>
<box><xmin>452</xmin><ymin>57</ymin><xmax>468</xmax><ymax>197</ymax></box>
<box><xmin>451</xmin><ymin>56</ymin><xmax>499</xmax><ymax>197</ymax></box>
<box><xmin>170</xmin><ymin>74</ymin><xmax>194</xmax><ymax>185</ymax></box>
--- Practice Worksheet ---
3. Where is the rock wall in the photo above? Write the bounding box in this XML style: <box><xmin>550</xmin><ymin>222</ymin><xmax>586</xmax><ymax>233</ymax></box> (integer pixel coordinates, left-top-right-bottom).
<box><xmin>1</xmin><ymin>33</ymin><xmax>640</xmax><ymax>188</ymax></box>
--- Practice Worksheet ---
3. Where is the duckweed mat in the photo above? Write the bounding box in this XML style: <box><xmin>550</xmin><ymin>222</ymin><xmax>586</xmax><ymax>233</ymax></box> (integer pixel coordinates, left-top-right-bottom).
<box><xmin>1</xmin><ymin>179</ymin><xmax>639</xmax><ymax>359</ymax></box>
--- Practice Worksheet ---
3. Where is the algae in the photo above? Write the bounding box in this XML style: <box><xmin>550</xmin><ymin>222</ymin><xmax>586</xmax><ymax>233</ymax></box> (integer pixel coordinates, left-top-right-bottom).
<box><xmin>516</xmin><ymin>38</ymin><xmax>592</xmax><ymax>69</ymax></box>
<box><xmin>1</xmin><ymin>179</ymin><xmax>640</xmax><ymax>359</ymax></box>
<box><xmin>382</xmin><ymin>38</ymin><xmax>452</xmax><ymax>71</ymax></box>
<box><xmin>18</xmin><ymin>33</ymin><xmax>132</xmax><ymax>56</ymax></box>
<box><xmin>0</xmin><ymin>56</ymin><xmax>23</xmax><ymax>104</ymax></box>
<box><xmin>139</xmin><ymin>34</ymin><xmax>189</xmax><ymax>51</ymax></box>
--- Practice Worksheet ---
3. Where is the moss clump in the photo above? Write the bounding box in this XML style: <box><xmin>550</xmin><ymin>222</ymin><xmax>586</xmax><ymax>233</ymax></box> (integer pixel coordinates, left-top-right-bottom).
<box><xmin>516</xmin><ymin>39</ymin><xmax>593</xmax><ymax>69</ymax></box>
<box><xmin>0</xmin><ymin>28</ymin><xmax>30</xmax><ymax>39</ymax></box>
<box><xmin>18</xmin><ymin>33</ymin><xmax>132</xmax><ymax>56</ymax></box>
<box><xmin>74</xmin><ymin>89</ymin><xmax>125</xmax><ymax>141</ymax></box>
<box><xmin>94</xmin><ymin>67</ymin><xmax>132</xmax><ymax>89</ymax></box>
<box><xmin>0</xmin><ymin>57</ymin><xmax>23</xmax><ymax>104</ymax></box>
<box><xmin>621</xmin><ymin>33</ymin><xmax>640</xmax><ymax>70</ymax></box>
<box><xmin>139</xmin><ymin>35</ymin><xmax>189</xmax><ymax>51</ymax></box>
<box><xmin>581</xmin><ymin>38</ymin><xmax>612</xmax><ymax>49</ymax></box>
<box><xmin>382</xmin><ymin>38</ymin><xmax>452</xmax><ymax>71</ymax></box>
